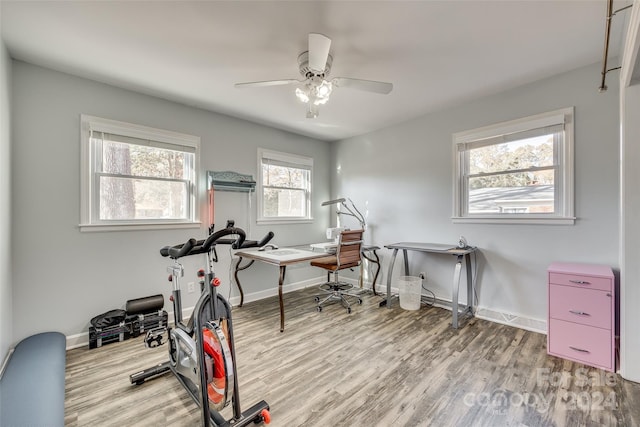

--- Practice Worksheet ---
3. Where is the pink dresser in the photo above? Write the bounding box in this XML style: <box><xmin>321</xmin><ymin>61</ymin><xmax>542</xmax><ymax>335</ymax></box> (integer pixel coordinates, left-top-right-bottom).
<box><xmin>547</xmin><ymin>262</ymin><xmax>615</xmax><ymax>371</ymax></box>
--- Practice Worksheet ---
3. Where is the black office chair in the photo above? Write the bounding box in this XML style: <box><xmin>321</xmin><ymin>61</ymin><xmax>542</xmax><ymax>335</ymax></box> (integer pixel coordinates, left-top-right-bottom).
<box><xmin>311</xmin><ymin>229</ymin><xmax>364</xmax><ymax>313</ymax></box>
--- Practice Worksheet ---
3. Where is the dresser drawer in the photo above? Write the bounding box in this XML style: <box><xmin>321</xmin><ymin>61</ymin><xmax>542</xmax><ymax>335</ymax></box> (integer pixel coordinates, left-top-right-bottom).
<box><xmin>549</xmin><ymin>284</ymin><xmax>612</xmax><ymax>329</ymax></box>
<box><xmin>549</xmin><ymin>272</ymin><xmax>611</xmax><ymax>291</ymax></box>
<box><xmin>548</xmin><ymin>319</ymin><xmax>613</xmax><ymax>371</ymax></box>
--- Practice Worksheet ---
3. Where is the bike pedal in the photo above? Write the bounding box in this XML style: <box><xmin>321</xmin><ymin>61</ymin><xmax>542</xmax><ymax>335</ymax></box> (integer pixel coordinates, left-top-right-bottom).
<box><xmin>144</xmin><ymin>327</ymin><xmax>167</xmax><ymax>348</ymax></box>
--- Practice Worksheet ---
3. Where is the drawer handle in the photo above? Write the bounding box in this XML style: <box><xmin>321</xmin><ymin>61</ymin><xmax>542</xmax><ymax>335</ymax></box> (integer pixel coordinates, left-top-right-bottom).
<box><xmin>569</xmin><ymin>346</ymin><xmax>590</xmax><ymax>353</ymax></box>
<box><xmin>569</xmin><ymin>280</ymin><xmax>591</xmax><ymax>285</ymax></box>
<box><xmin>569</xmin><ymin>310</ymin><xmax>590</xmax><ymax>316</ymax></box>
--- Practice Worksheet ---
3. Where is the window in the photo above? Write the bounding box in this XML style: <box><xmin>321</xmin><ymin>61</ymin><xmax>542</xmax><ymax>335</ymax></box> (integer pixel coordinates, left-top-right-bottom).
<box><xmin>257</xmin><ymin>148</ymin><xmax>313</xmax><ymax>223</ymax></box>
<box><xmin>80</xmin><ymin>115</ymin><xmax>200</xmax><ymax>231</ymax></box>
<box><xmin>453</xmin><ymin>107</ymin><xmax>574</xmax><ymax>224</ymax></box>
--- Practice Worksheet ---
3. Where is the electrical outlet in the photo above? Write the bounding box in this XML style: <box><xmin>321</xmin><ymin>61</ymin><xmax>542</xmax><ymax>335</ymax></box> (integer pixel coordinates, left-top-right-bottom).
<box><xmin>187</xmin><ymin>282</ymin><xmax>195</xmax><ymax>293</ymax></box>
<box><xmin>419</xmin><ymin>272</ymin><xmax>426</xmax><ymax>280</ymax></box>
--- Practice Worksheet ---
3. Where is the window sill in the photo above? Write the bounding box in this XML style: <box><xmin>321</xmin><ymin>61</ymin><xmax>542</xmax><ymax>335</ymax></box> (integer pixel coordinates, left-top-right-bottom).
<box><xmin>257</xmin><ymin>218</ymin><xmax>313</xmax><ymax>226</ymax></box>
<box><xmin>451</xmin><ymin>216</ymin><xmax>575</xmax><ymax>225</ymax></box>
<box><xmin>79</xmin><ymin>221</ymin><xmax>201</xmax><ymax>232</ymax></box>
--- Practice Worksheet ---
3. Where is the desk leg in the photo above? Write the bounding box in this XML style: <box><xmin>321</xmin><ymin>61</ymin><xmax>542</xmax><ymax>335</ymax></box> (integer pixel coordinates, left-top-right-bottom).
<box><xmin>233</xmin><ymin>257</ymin><xmax>255</xmax><ymax>307</ymax></box>
<box><xmin>361</xmin><ymin>249</ymin><xmax>381</xmax><ymax>295</ymax></box>
<box><xmin>465</xmin><ymin>253</ymin><xmax>474</xmax><ymax>316</ymax></box>
<box><xmin>402</xmin><ymin>249</ymin><xmax>409</xmax><ymax>275</ymax></box>
<box><xmin>380</xmin><ymin>248</ymin><xmax>399</xmax><ymax>308</ymax></box>
<box><xmin>279</xmin><ymin>265</ymin><xmax>287</xmax><ymax>332</ymax></box>
<box><xmin>452</xmin><ymin>255</ymin><xmax>463</xmax><ymax>329</ymax></box>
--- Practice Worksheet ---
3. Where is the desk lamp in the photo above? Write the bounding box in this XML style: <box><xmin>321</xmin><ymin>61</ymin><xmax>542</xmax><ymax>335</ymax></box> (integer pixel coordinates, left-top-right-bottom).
<box><xmin>321</xmin><ymin>198</ymin><xmax>366</xmax><ymax>230</ymax></box>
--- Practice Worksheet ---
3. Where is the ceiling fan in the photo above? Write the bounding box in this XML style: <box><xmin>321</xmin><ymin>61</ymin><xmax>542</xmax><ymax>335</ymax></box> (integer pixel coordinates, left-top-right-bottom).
<box><xmin>235</xmin><ymin>33</ymin><xmax>393</xmax><ymax>118</ymax></box>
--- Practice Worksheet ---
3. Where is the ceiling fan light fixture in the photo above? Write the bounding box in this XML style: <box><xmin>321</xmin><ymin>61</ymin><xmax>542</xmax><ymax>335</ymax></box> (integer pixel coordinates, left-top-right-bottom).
<box><xmin>313</xmin><ymin>94</ymin><xmax>330</xmax><ymax>106</ymax></box>
<box><xmin>316</xmin><ymin>79</ymin><xmax>332</xmax><ymax>98</ymax></box>
<box><xmin>236</xmin><ymin>33</ymin><xmax>392</xmax><ymax>119</ymax></box>
<box><xmin>295</xmin><ymin>87</ymin><xmax>310</xmax><ymax>103</ymax></box>
<box><xmin>295</xmin><ymin>78</ymin><xmax>332</xmax><ymax>108</ymax></box>
<box><xmin>295</xmin><ymin>76</ymin><xmax>333</xmax><ymax>109</ymax></box>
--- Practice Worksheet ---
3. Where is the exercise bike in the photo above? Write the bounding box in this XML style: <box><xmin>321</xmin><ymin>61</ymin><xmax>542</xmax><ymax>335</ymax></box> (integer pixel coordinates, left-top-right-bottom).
<box><xmin>130</xmin><ymin>226</ymin><xmax>273</xmax><ymax>426</ymax></box>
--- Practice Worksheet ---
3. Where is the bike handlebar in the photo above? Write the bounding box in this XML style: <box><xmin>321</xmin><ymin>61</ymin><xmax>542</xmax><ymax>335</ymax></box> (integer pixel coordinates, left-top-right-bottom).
<box><xmin>201</xmin><ymin>227</ymin><xmax>246</xmax><ymax>251</ymax></box>
<box><xmin>166</xmin><ymin>238</ymin><xmax>197</xmax><ymax>259</ymax></box>
<box><xmin>160</xmin><ymin>227</ymin><xmax>252</xmax><ymax>259</ymax></box>
<box><xmin>255</xmin><ymin>231</ymin><xmax>275</xmax><ymax>248</ymax></box>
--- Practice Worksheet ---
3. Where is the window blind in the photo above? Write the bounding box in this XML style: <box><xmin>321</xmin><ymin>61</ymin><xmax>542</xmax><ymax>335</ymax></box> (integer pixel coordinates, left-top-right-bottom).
<box><xmin>91</xmin><ymin>131</ymin><xmax>196</xmax><ymax>154</ymax></box>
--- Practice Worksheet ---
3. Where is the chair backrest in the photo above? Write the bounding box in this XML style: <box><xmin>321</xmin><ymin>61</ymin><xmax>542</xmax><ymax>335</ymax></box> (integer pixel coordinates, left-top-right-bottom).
<box><xmin>335</xmin><ymin>229</ymin><xmax>364</xmax><ymax>268</ymax></box>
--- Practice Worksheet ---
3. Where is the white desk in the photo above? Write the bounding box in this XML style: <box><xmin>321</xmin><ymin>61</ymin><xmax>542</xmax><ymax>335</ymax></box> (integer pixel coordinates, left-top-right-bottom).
<box><xmin>380</xmin><ymin>242</ymin><xmax>477</xmax><ymax>329</ymax></box>
<box><xmin>234</xmin><ymin>245</ymin><xmax>382</xmax><ymax>332</ymax></box>
<box><xmin>234</xmin><ymin>248</ymin><xmax>327</xmax><ymax>332</ymax></box>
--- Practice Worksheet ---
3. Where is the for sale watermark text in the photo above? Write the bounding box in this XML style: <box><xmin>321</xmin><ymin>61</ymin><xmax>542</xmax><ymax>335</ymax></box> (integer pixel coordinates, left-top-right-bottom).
<box><xmin>463</xmin><ymin>368</ymin><xmax>617</xmax><ymax>415</ymax></box>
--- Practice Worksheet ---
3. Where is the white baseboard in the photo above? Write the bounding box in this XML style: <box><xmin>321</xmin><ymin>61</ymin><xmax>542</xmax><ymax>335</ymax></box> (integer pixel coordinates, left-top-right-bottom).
<box><xmin>0</xmin><ymin>348</ymin><xmax>14</xmax><ymax>379</ymax></box>
<box><xmin>66</xmin><ymin>306</ymin><xmax>197</xmax><ymax>350</ymax></box>
<box><xmin>66</xmin><ymin>333</ymin><xmax>89</xmax><ymax>350</ymax></box>
<box><xmin>475</xmin><ymin>306</ymin><xmax>547</xmax><ymax>334</ymax></box>
<box><xmin>229</xmin><ymin>274</ymin><xmax>382</xmax><ymax>306</ymax></box>
<box><xmin>228</xmin><ymin>276</ymin><xmax>324</xmax><ymax>306</ymax></box>
<box><xmin>427</xmin><ymin>296</ymin><xmax>546</xmax><ymax>334</ymax></box>
<box><xmin>64</xmin><ymin>278</ymin><xmax>547</xmax><ymax>349</ymax></box>
<box><xmin>65</xmin><ymin>278</ymin><xmax>325</xmax><ymax>350</ymax></box>
<box><xmin>373</xmin><ymin>285</ymin><xmax>547</xmax><ymax>335</ymax></box>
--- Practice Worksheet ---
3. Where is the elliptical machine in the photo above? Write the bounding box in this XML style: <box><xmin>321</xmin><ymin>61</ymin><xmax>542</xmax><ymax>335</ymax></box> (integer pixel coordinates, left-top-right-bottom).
<box><xmin>130</xmin><ymin>226</ymin><xmax>272</xmax><ymax>426</ymax></box>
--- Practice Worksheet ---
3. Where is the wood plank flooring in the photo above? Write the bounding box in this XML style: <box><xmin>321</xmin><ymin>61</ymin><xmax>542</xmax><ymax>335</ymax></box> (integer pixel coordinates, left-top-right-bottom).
<box><xmin>65</xmin><ymin>288</ymin><xmax>640</xmax><ymax>426</ymax></box>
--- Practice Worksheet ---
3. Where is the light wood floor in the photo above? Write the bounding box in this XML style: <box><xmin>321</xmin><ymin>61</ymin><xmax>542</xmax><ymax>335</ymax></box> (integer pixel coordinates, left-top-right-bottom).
<box><xmin>65</xmin><ymin>288</ymin><xmax>640</xmax><ymax>426</ymax></box>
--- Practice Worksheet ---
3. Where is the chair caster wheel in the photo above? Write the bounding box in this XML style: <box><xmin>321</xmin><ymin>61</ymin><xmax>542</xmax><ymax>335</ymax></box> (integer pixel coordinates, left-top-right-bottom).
<box><xmin>357</xmin><ymin>299</ymin><xmax>363</xmax><ymax>304</ymax></box>
<box><xmin>316</xmin><ymin>306</ymin><xmax>322</xmax><ymax>312</ymax></box>
<box><xmin>314</xmin><ymin>296</ymin><xmax>320</xmax><ymax>303</ymax></box>
<box><xmin>347</xmin><ymin>307</ymin><xmax>352</xmax><ymax>314</ymax></box>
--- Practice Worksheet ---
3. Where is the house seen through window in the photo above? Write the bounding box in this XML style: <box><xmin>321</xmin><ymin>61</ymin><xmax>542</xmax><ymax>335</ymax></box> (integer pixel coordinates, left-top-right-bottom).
<box><xmin>467</xmin><ymin>134</ymin><xmax>555</xmax><ymax>214</ymax></box>
<box><xmin>453</xmin><ymin>108</ymin><xmax>574</xmax><ymax>224</ymax></box>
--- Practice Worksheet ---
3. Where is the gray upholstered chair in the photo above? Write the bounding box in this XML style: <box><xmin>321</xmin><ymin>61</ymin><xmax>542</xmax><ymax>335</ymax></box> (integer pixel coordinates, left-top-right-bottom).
<box><xmin>311</xmin><ymin>229</ymin><xmax>364</xmax><ymax>313</ymax></box>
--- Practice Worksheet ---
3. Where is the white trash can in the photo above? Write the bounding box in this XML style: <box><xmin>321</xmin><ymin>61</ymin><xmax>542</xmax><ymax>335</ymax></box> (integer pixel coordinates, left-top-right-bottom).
<box><xmin>398</xmin><ymin>276</ymin><xmax>422</xmax><ymax>310</ymax></box>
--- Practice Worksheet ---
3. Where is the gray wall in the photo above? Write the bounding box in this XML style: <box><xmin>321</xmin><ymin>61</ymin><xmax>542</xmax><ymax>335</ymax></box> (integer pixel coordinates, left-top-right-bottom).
<box><xmin>332</xmin><ymin>62</ymin><xmax>620</xmax><ymax>328</ymax></box>
<box><xmin>10</xmin><ymin>61</ymin><xmax>330</xmax><ymax>344</ymax></box>
<box><xmin>1</xmin><ymin>28</ymin><xmax>13</xmax><ymax>361</ymax></box>
<box><xmin>5</xmin><ymin>57</ymin><xmax>625</xmax><ymax>351</ymax></box>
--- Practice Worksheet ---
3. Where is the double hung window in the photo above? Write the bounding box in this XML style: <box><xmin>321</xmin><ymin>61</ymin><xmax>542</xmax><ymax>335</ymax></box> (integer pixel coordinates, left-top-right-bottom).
<box><xmin>80</xmin><ymin>115</ymin><xmax>200</xmax><ymax>230</ymax></box>
<box><xmin>453</xmin><ymin>108</ymin><xmax>574</xmax><ymax>224</ymax></box>
<box><xmin>257</xmin><ymin>148</ymin><xmax>313</xmax><ymax>222</ymax></box>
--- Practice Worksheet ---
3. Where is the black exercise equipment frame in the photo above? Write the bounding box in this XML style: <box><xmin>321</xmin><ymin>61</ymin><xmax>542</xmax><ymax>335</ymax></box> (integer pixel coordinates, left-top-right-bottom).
<box><xmin>130</xmin><ymin>225</ymin><xmax>273</xmax><ymax>426</ymax></box>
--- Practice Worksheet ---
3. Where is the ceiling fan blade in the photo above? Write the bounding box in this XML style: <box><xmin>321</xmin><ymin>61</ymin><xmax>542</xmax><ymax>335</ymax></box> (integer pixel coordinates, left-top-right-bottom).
<box><xmin>308</xmin><ymin>33</ymin><xmax>331</xmax><ymax>73</ymax></box>
<box><xmin>332</xmin><ymin>77</ymin><xmax>393</xmax><ymax>94</ymax></box>
<box><xmin>235</xmin><ymin>79</ymin><xmax>300</xmax><ymax>89</ymax></box>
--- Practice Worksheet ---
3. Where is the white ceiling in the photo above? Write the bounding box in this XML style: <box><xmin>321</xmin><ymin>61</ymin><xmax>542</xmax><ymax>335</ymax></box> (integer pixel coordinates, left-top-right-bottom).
<box><xmin>0</xmin><ymin>1</ymin><xmax>631</xmax><ymax>141</ymax></box>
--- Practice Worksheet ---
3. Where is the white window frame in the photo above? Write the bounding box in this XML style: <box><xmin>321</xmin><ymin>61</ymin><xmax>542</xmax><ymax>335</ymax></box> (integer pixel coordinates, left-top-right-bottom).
<box><xmin>257</xmin><ymin>148</ymin><xmax>313</xmax><ymax>224</ymax></box>
<box><xmin>80</xmin><ymin>115</ymin><xmax>201</xmax><ymax>232</ymax></box>
<box><xmin>452</xmin><ymin>107</ymin><xmax>575</xmax><ymax>225</ymax></box>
